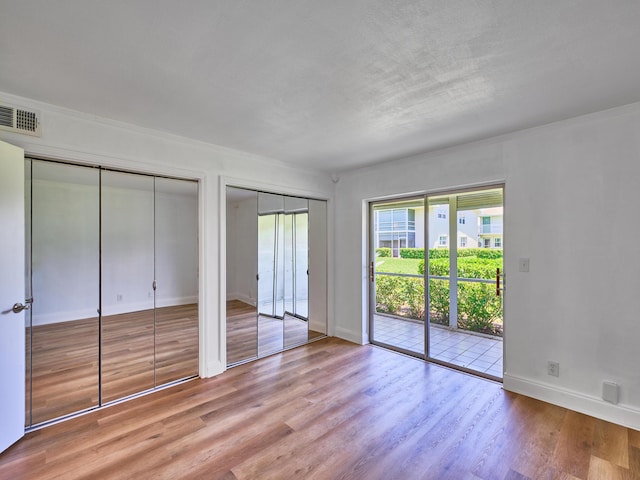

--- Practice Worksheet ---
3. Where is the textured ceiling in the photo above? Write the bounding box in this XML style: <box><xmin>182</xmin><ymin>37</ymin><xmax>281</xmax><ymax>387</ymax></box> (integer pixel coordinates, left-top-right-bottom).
<box><xmin>1</xmin><ymin>1</ymin><xmax>640</xmax><ymax>173</ymax></box>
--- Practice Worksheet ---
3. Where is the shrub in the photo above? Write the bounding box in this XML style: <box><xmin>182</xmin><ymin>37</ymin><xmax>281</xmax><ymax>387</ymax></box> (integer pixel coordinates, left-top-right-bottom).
<box><xmin>457</xmin><ymin>258</ymin><xmax>501</xmax><ymax>280</ymax></box>
<box><xmin>376</xmin><ymin>248</ymin><xmax>392</xmax><ymax>258</ymax></box>
<box><xmin>418</xmin><ymin>258</ymin><xmax>449</xmax><ymax>276</ymax></box>
<box><xmin>375</xmin><ymin>275</ymin><xmax>425</xmax><ymax>320</ymax></box>
<box><xmin>428</xmin><ymin>248</ymin><xmax>450</xmax><ymax>259</ymax></box>
<box><xmin>411</xmin><ymin>256</ymin><xmax>503</xmax><ymax>335</ymax></box>
<box><xmin>399</xmin><ymin>248</ymin><xmax>424</xmax><ymax>259</ymax></box>
<box><xmin>457</xmin><ymin>282</ymin><xmax>502</xmax><ymax>335</ymax></box>
<box><xmin>428</xmin><ymin>279</ymin><xmax>449</xmax><ymax>325</ymax></box>
<box><xmin>476</xmin><ymin>249</ymin><xmax>503</xmax><ymax>259</ymax></box>
<box><xmin>419</xmin><ymin>257</ymin><xmax>500</xmax><ymax>280</ymax></box>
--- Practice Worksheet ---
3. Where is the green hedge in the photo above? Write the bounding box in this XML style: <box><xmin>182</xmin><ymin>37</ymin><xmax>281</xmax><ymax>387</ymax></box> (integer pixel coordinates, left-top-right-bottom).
<box><xmin>377</xmin><ymin>251</ymin><xmax>503</xmax><ymax>335</ymax></box>
<box><xmin>399</xmin><ymin>248</ymin><xmax>425</xmax><ymax>259</ymax></box>
<box><xmin>375</xmin><ymin>275</ymin><xmax>425</xmax><ymax>320</ymax></box>
<box><xmin>387</xmin><ymin>247</ymin><xmax>502</xmax><ymax>260</ymax></box>
<box><xmin>418</xmin><ymin>257</ymin><xmax>501</xmax><ymax>279</ymax></box>
<box><xmin>429</xmin><ymin>248</ymin><xmax>450</xmax><ymax>259</ymax></box>
<box><xmin>376</xmin><ymin>248</ymin><xmax>392</xmax><ymax>257</ymax></box>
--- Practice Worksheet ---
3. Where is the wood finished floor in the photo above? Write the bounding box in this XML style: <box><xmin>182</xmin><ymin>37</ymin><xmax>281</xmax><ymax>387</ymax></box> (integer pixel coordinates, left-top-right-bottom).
<box><xmin>4</xmin><ymin>337</ymin><xmax>639</xmax><ymax>480</ymax></box>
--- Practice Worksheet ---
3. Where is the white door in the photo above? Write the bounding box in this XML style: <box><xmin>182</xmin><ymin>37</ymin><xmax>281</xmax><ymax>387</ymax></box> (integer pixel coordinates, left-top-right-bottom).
<box><xmin>0</xmin><ymin>140</ymin><xmax>25</xmax><ymax>453</ymax></box>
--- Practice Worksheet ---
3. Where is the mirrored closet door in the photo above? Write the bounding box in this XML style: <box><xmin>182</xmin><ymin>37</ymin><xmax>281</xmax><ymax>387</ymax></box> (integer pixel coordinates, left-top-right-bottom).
<box><xmin>226</xmin><ymin>186</ymin><xmax>327</xmax><ymax>367</ymax></box>
<box><xmin>24</xmin><ymin>159</ymin><xmax>199</xmax><ymax>428</ymax></box>
<box><xmin>25</xmin><ymin>160</ymin><xmax>100</xmax><ymax>425</ymax></box>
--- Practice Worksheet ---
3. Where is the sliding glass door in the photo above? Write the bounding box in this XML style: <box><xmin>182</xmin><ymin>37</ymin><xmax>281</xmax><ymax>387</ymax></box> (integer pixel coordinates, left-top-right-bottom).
<box><xmin>369</xmin><ymin>186</ymin><xmax>504</xmax><ymax>380</ymax></box>
<box><xmin>370</xmin><ymin>197</ymin><xmax>425</xmax><ymax>355</ymax></box>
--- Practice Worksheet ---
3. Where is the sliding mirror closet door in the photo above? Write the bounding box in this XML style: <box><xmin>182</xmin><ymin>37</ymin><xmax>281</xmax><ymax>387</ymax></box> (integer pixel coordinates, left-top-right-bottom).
<box><xmin>225</xmin><ymin>187</ymin><xmax>258</xmax><ymax>365</ymax></box>
<box><xmin>101</xmin><ymin>171</ymin><xmax>155</xmax><ymax>403</ymax></box>
<box><xmin>226</xmin><ymin>188</ymin><xmax>327</xmax><ymax>364</ymax></box>
<box><xmin>283</xmin><ymin>196</ymin><xmax>309</xmax><ymax>349</ymax></box>
<box><xmin>26</xmin><ymin>160</ymin><xmax>100</xmax><ymax>426</ymax></box>
<box><xmin>308</xmin><ymin>199</ymin><xmax>328</xmax><ymax>339</ymax></box>
<box><xmin>257</xmin><ymin>193</ymin><xmax>285</xmax><ymax>356</ymax></box>
<box><xmin>154</xmin><ymin>178</ymin><xmax>199</xmax><ymax>385</ymax></box>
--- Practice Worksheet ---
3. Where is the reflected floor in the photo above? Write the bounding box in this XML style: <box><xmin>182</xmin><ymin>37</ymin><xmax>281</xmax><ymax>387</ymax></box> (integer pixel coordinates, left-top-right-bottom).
<box><xmin>373</xmin><ymin>314</ymin><xmax>503</xmax><ymax>378</ymax></box>
<box><xmin>226</xmin><ymin>300</ymin><xmax>324</xmax><ymax>365</ymax></box>
<box><xmin>26</xmin><ymin>304</ymin><xmax>199</xmax><ymax>426</ymax></box>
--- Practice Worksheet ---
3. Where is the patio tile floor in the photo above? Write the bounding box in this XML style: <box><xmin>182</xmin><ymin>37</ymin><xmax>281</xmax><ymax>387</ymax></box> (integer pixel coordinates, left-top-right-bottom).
<box><xmin>373</xmin><ymin>314</ymin><xmax>503</xmax><ymax>378</ymax></box>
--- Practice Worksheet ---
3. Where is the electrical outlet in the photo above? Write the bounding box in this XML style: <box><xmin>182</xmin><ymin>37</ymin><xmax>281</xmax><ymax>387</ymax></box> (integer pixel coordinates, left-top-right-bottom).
<box><xmin>547</xmin><ymin>361</ymin><xmax>559</xmax><ymax>377</ymax></box>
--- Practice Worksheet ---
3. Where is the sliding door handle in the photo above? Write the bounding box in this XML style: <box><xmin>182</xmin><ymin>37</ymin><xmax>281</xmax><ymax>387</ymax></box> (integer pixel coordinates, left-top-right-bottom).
<box><xmin>496</xmin><ymin>268</ymin><xmax>504</xmax><ymax>297</ymax></box>
<box><xmin>370</xmin><ymin>262</ymin><xmax>375</xmax><ymax>283</ymax></box>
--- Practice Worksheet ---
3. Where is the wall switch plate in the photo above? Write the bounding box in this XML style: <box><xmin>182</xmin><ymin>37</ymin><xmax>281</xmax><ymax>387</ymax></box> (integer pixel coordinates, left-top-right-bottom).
<box><xmin>519</xmin><ymin>258</ymin><xmax>530</xmax><ymax>272</ymax></box>
<box><xmin>603</xmin><ymin>381</ymin><xmax>619</xmax><ymax>404</ymax></box>
<box><xmin>116</xmin><ymin>294</ymin><xmax>123</xmax><ymax>302</ymax></box>
<box><xmin>547</xmin><ymin>361</ymin><xmax>559</xmax><ymax>377</ymax></box>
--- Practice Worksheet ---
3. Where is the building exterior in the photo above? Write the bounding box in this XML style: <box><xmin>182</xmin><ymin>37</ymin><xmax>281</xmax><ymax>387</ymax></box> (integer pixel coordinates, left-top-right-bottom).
<box><xmin>374</xmin><ymin>204</ymin><xmax>504</xmax><ymax>256</ymax></box>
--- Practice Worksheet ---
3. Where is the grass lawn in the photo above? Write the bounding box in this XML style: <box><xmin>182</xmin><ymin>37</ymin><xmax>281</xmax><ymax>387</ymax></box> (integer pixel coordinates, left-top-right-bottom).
<box><xmin>375</xmin><ymin>257</ymin><xmax>422</xmax><ymax>275</ymax></box>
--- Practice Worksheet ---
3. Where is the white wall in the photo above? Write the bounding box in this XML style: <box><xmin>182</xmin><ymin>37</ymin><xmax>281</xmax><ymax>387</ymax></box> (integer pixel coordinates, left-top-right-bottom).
<box><xmin>1</xmin><ymin>90</ymin><xmax>334</xmax><ymax>380</ymax></box>
<box><xmin>334</xmin><ymin>101</ymin><xmax>640</xmax><ymax>429</ymax></box>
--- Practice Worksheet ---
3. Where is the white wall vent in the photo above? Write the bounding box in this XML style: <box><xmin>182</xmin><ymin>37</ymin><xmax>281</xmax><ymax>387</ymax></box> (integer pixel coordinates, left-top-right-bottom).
<box><xmin>0</xmin><ymin>103</ymin><xmax>41</xmax><ymax>137</ymax></box>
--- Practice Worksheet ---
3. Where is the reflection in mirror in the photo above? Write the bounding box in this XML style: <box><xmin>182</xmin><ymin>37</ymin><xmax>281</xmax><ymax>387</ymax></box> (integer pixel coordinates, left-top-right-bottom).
<box><xmin>226</xmin><ymin>188</ymin><xmax>327</xmax><ymax>365</ymax></box>
<box><xmin>226</xmin><ymin>187</ymin><xmax>258</xmax><ymax>365</ymax></box>
<box><xmin>284</xmin><ymin>196</ymin><xmax>310</xmax><ymax>349</ymax></box>
<box><xmin>154</xmin><ymin>178</ymin><xmax>199</xmax><ymax>385</ymax></box>
<box><xmin>101</xmin><ymin>171</ymin><xmax>155</xmax><ymax>403</ymax></box>
<box><xmin>309</xmin><ymin>199</ymin><xmax>328</xmax><ymax>339</ymax></box>
<box><xmin>27</xmin><ymin>160</ymin><xmax>100</xmax><ymax>425</ymax></box>
<box><xmin>257</xmin><ymin>192</ymin><xmax>285</xmax><ymax>356</ymax></box>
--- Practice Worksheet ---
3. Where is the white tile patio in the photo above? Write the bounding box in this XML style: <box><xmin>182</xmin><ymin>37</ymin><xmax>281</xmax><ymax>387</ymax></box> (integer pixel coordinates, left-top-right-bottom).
<box><xmin>373</xmin><ymin>314</ymin><xmax>503</xmax><ymax>378</ymax></box>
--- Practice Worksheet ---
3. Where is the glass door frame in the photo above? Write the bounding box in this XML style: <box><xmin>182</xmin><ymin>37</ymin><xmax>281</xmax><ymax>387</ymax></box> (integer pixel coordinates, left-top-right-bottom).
<box><xmin>368</xmin><ymin>183</ymin><xmax>505</xmax><ymax>381</ymax></box>
<box><xmin>368</xmin><ymin>195</ymin><xmax>427</xmax><ymax>358</ymax></box>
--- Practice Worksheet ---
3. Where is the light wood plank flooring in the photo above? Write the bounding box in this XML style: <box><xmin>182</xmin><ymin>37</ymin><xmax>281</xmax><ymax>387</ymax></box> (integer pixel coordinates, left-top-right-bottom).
<box><xmin>4</xmin><ymin>338</ymin><xmax>638</xmax><ymax>479</ymax></box>
<box><xmin>26</xmin><ymin>304</ymin><xmax>198</xmax><ymax>425</ymax></box>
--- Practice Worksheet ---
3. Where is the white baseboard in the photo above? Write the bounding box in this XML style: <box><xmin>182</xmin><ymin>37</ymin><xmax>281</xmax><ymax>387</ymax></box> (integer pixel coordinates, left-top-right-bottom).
<box><xmin>503</xmin><ymin>373</ymin><xmax>640</xmax><ymax>431</ymax></box>
<box><xmin>334</xmin><ymin>326</ymin><xmax>366</xmax><ymax>345</ymax></box>
<box><xmin>31</xmin><ymin>295</ymin><xmax>198</xmax><ymax>326</ymax></box>
<box><xmin>203</xmin><ymin>359</ymin><xmax>226</xmax><ymax>379</ymax></box>
<box><xmin>31</xmin><ymin>308</ymin><xmax>99</xmax><ymax>327</ymax></box>
<box><xmin>226</xmin><ymin>292</ymin><xmax>256</xmax><ymax>306</ymax></box>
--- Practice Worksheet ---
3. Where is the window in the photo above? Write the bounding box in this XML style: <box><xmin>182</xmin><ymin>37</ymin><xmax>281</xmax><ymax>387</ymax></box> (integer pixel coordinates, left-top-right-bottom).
<box><xmin>481</xmin><ymin>216</ymin><xmax>491</xmax><ymax>233</ymax></box>
<box><xmin>458</xmin><ymin>215</ymin><xmax>465</xmax><ymax>224</ymax></box>
<box><xmin>494</xmin><ymin>238</ymin><xmax>502</xmax><ymax>248</ymax></box>
<box><xmin>483</xmin><ymin>238</ymin><xmax>491</xmax><ymax>248</ymax></box>
<box><xmin>460</xmin><ymin>237</ymin><xmax>467</xmax><ymax>248</ymax></box>
<box><xmin>439</xmin><ymin>235</ymin><xmax>448</xmax><ymax>246</ymax></box>
<box><xmin>437</xmin><ymin>210</ymin><xmax>447</xmax><ymax>219</ymax></box>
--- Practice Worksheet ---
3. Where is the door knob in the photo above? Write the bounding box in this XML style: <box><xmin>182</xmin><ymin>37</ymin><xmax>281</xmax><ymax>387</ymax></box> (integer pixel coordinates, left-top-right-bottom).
<box><xmin>12</xmin><ymin>302</ymin><xmax>30</xmax><ymax>313</ymax></box>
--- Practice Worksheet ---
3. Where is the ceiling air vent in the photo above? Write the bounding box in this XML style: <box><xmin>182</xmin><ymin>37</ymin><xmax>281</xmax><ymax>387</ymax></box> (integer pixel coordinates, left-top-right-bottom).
<box><xmin>0</xmin><ymin>104</ymin><xmax>41</xmax><ymax>137</ymax></box>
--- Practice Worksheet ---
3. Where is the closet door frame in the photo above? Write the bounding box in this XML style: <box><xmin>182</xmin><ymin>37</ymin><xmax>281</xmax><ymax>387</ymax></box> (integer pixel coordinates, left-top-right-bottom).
<box><xmin>222</xmin><ymin>178</ymin><xmax>329</xmax><ymax>366</ymax></box>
